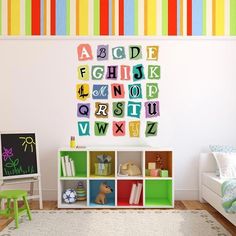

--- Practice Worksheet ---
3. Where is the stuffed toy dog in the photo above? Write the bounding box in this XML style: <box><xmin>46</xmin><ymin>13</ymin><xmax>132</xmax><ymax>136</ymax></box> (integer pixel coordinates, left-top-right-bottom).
<box><xmin>95</xmin><ymin>182</ymin><xmax>113</xmax><ymax>204</ymax></box>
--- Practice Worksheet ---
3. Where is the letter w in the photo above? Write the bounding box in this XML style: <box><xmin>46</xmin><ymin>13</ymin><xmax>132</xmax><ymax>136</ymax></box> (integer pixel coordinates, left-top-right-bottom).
<box><xmin>96</xmin><ymin>123</ymin><xmax>108</xmax><ymax>134</ymax></box>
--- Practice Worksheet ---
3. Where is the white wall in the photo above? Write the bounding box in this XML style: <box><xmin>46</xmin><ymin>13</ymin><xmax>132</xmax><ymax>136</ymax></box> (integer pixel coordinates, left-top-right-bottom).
<box><xmin>0</xmin><ymin>38</ymin><xmax>236</xmax><ymax>200</ymax></box>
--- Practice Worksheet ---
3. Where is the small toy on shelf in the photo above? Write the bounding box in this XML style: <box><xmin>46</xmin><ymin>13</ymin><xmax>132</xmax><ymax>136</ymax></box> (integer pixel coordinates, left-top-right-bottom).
<box><xmin>62</xmin><ymin>189</ymin><xmax>77</xmax><ymax>204</ymax></box>
<box><xmin>70</xmin><ymin>136</ymin><xmax>76</xmax><ymax>148</ymax></box>
<box><xmin>94</xmin><ymin>154</ymin><xmax>112</xmax><ymax>176</ymax></box>
<box><xmin>95</xmin><ymin>182</ymin><xmax>113</xmax><ymax>204</ymax></box>
<box><xmin>76</xmin><ymin>181</ymin><xmax>86</xmax><ymax>201</ymax></box>
<box><xmin>148</xmin><ymin>162</ymin><xmax>156</xmax><ymax>170</ymax></box>
<box><xmin>150</xmin><ymin>169</ymin><xmax>158</xmax><ymax>177</ymax></box>
<box><xmin>145</xmin><ymin>169</ymin><xmax>150</xmax><ymax>176</ymax></box>
<box><xmin>119</xmin><ymin>162</ymin><xmax>141</xmax><ymax>176</ymax></box>
<box><xmin>160</xmin><ymin>170</ymin><xmax>169</xmax><ymax>177</ymax></box>
<box><xmin>156</xmin><ymin>155</ymin><xmax>164</xmax><ymax>169</ymax></box>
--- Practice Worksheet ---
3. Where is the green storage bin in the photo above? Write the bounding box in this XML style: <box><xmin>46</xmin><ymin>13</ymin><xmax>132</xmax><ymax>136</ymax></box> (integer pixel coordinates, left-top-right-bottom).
<box><xmin>94</xmin><ymin>163</ymin><xmax>112</xmax><ymax>176</ymax></box>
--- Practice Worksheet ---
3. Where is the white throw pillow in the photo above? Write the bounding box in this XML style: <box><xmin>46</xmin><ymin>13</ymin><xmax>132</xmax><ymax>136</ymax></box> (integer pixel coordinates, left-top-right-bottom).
<box><xmin>209</xmin><ymin>145</ymin><xmax>236</xmax><ymax>176</ymax></box>
<box><xmin>213</xmin><ymin>152</ymin><xmax>236</xmax><ymax>179</ymax></box>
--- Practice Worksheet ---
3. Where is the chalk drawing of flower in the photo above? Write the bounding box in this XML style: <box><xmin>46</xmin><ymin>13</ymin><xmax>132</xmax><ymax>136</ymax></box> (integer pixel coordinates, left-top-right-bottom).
<box><xmin>2</xmin><ymin>147</ymin><xmax>13</xmax><ymax>161</ymax></box>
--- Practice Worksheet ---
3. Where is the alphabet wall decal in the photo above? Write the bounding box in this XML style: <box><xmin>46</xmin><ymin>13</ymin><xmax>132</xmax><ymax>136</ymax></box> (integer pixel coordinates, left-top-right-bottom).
<box><xmin>76</xmin><ymin>43</ymin><xmax>161</xmax><ymax>137</ymax></box>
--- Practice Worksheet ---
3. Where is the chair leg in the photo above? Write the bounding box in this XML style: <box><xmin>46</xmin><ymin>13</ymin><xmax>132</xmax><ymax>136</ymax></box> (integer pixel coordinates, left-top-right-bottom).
<box><xmin>13</xmin><ymin>199</ymin><xmax>19</xmax><ymax>229</ymax></box>
<box><xmin>6</xmin><ymin>199</ymin><xmax>11</xmax><ymax>216</ymax></box>
<box><xmin>0</xmin><ymin>198</ymin><xmax>5</xmax><ymax>210</ymax></box>
<box><xmin>23</xmin><ymin>196</ymin><xmax>32</xmax><ymax>221</ymax></box>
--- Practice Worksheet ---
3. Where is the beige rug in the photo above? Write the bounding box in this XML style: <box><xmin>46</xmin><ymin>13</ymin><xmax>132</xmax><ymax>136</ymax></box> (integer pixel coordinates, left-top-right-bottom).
<box><xmin>0</xmin><ymin>210</ymin><xmax>230</xmax><ymax>236</ymax></box>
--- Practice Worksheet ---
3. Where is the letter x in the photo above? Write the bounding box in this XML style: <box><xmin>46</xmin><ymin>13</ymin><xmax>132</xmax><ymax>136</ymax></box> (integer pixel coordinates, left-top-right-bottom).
<box><xmin>115</xmin><ymin>123</ymin><xmax>123</xmax><ymax>133</ymax></box>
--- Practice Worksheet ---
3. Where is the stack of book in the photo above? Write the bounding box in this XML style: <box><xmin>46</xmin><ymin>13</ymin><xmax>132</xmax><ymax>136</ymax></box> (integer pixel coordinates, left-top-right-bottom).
<box><xmin>61</xmin><ymin>156</ymin><xmax>76</xmax><ymax>177</ymax></box>
<box><xmin>129</xmin><ymin>183</ymin><xmax>143</xmax><ymax>205</ymax></box>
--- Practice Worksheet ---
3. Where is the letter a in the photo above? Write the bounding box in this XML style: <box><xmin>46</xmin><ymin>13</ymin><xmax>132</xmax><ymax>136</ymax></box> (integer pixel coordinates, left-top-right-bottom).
<box><xmin>77</xmin><ymin>44</ymin><xmax>93</xmax><ymax>61</ymax></box>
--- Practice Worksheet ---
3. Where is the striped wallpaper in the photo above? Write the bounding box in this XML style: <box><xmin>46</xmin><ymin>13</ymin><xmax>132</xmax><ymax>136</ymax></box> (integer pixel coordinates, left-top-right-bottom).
<box><xmin>0</xmin><ymin>0</ymin><xmax>236</xmax><ymax>36</ymax></box>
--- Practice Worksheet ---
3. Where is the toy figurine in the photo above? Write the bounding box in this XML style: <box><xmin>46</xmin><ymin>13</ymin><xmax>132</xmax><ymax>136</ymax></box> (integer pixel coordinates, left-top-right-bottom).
<box><xmin>156</xmin><ymin>155</ymin><xmax>164</xmax><ymax>169</ymax></box>
<box><xmin>95</xmin><ymin>182</ymin><xmax>113</xmax><ymax>204</ymax></box>
<box><xmin>119</xmin><ymin>162</ymin><xmax>141</xmax><ymax>176</ymax></box>
<box><xmin>76</xmin><ymin>181</ymin><xmax>86</xmax><ymax>201</ymax></box>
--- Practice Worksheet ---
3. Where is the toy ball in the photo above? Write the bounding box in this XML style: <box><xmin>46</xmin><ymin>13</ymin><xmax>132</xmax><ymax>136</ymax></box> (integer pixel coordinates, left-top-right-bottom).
<box><xmin>62</xmin><ymin>189</ymin><xmax>77</xmax><ymax>204</ymax></box>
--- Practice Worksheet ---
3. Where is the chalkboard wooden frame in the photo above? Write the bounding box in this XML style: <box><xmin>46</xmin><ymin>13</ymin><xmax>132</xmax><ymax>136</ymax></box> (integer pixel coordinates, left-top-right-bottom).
<box><xmin>0</xmin><ymin>132</ymin><xmax>40</xmax><ymax>180</ymax></box>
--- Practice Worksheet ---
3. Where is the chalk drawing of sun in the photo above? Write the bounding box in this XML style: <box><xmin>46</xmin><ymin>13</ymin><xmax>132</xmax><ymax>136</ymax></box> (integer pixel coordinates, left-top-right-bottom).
<box><xmin>19</xmin><ymin>137</ymin><xmax>36</xmax><ymax>152</ymax></box>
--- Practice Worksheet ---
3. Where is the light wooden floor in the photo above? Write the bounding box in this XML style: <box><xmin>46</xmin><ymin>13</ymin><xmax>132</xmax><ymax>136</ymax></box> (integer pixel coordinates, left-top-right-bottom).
<box><xmin>0</xmin><ymin>201</ymin><xmax>235</xmax><ymax>234</ymax></box>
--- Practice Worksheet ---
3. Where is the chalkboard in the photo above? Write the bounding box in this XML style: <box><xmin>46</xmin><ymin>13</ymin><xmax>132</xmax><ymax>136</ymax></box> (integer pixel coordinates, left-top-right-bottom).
<box><xmin>0</xmin><ymin>133</ymin><xmax>38</xmax><ymax>178</ymax></box>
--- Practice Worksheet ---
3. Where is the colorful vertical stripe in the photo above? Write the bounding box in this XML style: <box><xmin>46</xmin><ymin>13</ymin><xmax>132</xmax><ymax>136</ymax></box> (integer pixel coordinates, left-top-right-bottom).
<box><xmin>202</xmin><ymin>0</ymin><xmax>206</xmax><ymax>35</ymax></box>
<box><xmin>134</xmin><ymin>0</ymin><xmax>138</xmax><ymax>35</ymax></box>
<box><xmin>192</xmin><ymin>0</ymin><xmax>203</xmax><ymax>35</ymax></box>
<box><xmin>25</xmin><ymin>0</ymin><xmax>31</xmax><ymax>35</ymax></box>
<box><xmin>78</xmin><ymin>0</ymin><xmax>88</xmax><ymax>35</ymax></box>
<box><xmin>162</xmin><ymin>0</ymin><xmax>168</xmax><ymax>35</ymax></box>
<box><xmin>0</xmin><ymin>0</ymin><xmax>235</xmax><ymax>36</ymax></box>
<box><xmin>177</xmin><ymin>0</ymin><xmax>180</xmax><ymax>35</ymax></box>
<box><xmin>93</xmin><ymin>0</ymin><xmax>99</xmax><ymax>35</ymax></box>
<box><xmin>187</xmin><ymin>0</ymin><xmax>192</xmax><ymax>35</ymax></box>
<box><xmin>230</xmin><ymin>0</ymin><xmax>236</xmax><ymax>35</ymax></box>
<box><xmin>119</xmin><ymin>0</ymin><xmax>124</xmax><ymax>35</ymax></box>
<box><xmin>145</xmin><ymin>0</ymin><xmax>156</xmax><ymax>35</ymax></box>
<box><xmin>100</xmin><ymin>0</ymin><xmax>109</xmax><ymax>35</ymax></box>
<box><xmin>213</xmin><ymin>0</ymin><xmax>225</xmax><ymax>35</ymax></box>
<box><xmin>180</xmin><ymin>0</ymin><xmax>183</xmax><ymax>35</ymax></box>
<box><xmin>44</xmin><ymin>0</ymin><xmax>47</xmax><ymax>34</ymax></box>
<box><xmin>0</xmin><ymin>0</ymin><xmax>3</xmax><ymax>35</ymax></box>
<box><xmin>9</xmin><ymin>0</ymin><xmax>21</xmax><ymax>35</ymax></box>
<box><xmin>56</xmin><ymin>0</ymin><xmax>66</xmax><ymax>35</ymax></box>
<box><xmin>168</xmin><ymin>0</ymin><xmax>177</xmax><ymax>35</ymax></box>
<box><xmin>32</xmin><ymin>0</ymin><xmax>40</xmax><ymax>35</ymax></box>
<box><xmin>51</xmin><ymin>0</ymin><xmax>56</xmax><ymax>35</ymax></box>
<box><xmin>40</xmin><ymin>0</ymin><xmax>44</xmax><ymax>35</ymax></box>
<box><xmin>124</xmin><ymin>0</ymin><xmax>134</xmax><ymax>35</ymax></box>
<box><xmin>0</xmin><ymin>0</ymin><xmax>2</xmax><ymax>35</ymax></box>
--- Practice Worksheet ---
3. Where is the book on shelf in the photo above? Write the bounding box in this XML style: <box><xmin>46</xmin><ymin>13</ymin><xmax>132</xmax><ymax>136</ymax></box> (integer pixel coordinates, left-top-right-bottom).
<box><xmin>65</xmin><ymin>156</ymin><xmax>72</xmax><ymax>176</ymax></box>
<box><xmin>129</xmin><ymin>183</ymin><xmax>143</xmax><ymax>205</ymax></box>
<box><xmin>61</xmin><ymin>156</ymin><xmax>67</xmax><ymax>177</ymax></box>
<box><xmin>134</xmin><ymin>183</ymin><xmax>143</xmax><ymax>204</ymax></box>
<box><xmin>129</xmin><ymin>184</ymin><xmax>137</xmax><ymax>204</ymax></box>
<box><xmin>61</xmin><ymin>156</ymin><xmax>75</xmax><ymax>177</ymax></box>
<box><xmin>70</xmin><ymin>159</ymin><xmax>75</xmax><ymax>177</ymax></box>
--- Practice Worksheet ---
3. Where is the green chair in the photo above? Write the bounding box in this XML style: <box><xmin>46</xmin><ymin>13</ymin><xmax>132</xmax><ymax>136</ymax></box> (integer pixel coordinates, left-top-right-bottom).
<box><xmin>0</xmin><ymin>190</ymin><xmax>32</xmax><ymax>228</ymax></box>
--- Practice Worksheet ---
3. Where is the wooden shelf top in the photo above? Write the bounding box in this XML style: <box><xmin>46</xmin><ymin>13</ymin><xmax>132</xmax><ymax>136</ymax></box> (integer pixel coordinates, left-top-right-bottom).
<box><xmin>59</xmin><ymin>146</ymin><xmax>172</xmax><ymax>152</ymax></box>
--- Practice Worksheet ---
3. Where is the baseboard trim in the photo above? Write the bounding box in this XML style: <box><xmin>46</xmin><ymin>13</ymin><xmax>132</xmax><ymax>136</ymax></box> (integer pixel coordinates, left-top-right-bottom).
<box><xmin>174</xmin><ymin>189</ymin><xmax>199</xmax><ymax>200</ymax></box>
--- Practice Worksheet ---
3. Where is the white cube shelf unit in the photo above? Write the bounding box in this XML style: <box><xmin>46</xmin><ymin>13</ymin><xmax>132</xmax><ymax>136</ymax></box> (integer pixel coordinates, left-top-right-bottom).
<box><xmin>58</xmin><ymin>147</ymin><xmax>174</xmax><ymax>208</ymax></box>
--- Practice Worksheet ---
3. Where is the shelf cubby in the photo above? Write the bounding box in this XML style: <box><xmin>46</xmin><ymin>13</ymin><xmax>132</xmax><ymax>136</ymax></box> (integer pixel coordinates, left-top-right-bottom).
<box><xmin>59</xmin><ymin>151</ymin><xmax>87</xmax><ymax>177</ymax></box>
<box><xmin>117</xmin><ymin>151</ymin><xmax>143</xmax><ymax>177</ymax></box>
<box><xmin>145</xmin><ymin>151</ymin><xmax>172</xmax><ymax>177</ymax></box>
<box><xmin>117</xmin><ymin>180</ymin><xmax>143</xmax><ymax>206</ymax></box>
<box><xmin>145</xmin><ymin>179</ymin><xmax>172</xmax><ymax>207</ymax></box>
<box><xmin>59</xmin><ymin>180</ymin><xmax>87</xmax><ymax>208</ymax></box>
<box><xmin>89</xmin><ymin>179</ymin><xmax>115</xmax><ymax>207</ymax></box>
<box><xmin>89</xmin><ymin>151</ymin><xmax>115</xmax><ymax>178</ymax></box>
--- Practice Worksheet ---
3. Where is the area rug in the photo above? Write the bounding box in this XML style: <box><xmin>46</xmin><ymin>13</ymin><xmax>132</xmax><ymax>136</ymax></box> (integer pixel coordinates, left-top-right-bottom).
<box><xmin>0</xmin><ymin>210</ymin><xmax>230</xmax><ymax>236</ymax></box>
